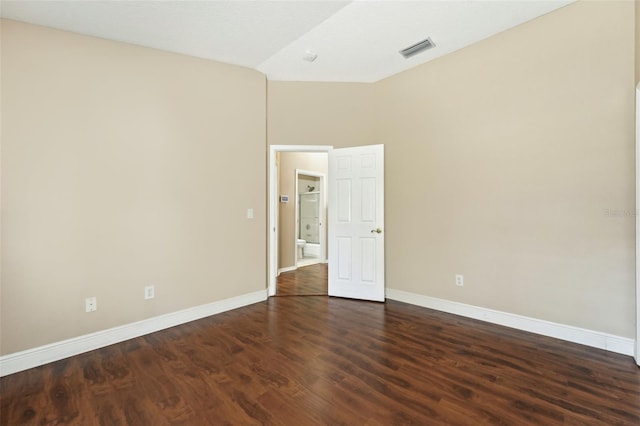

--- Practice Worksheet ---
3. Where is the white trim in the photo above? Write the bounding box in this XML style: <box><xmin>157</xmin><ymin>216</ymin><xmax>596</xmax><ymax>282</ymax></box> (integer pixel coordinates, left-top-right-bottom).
<box><xmin>268</xmin><ymin>145</ymin><xmax>332</xmax><ymax>297</ymax></box>
<box><xmin>386</xmin><ymin>288</ymin><xmax>635</xmax><ymax>357</ymax></box>
<box><xmin>278</xmin><ymin>266</ymin><xmax>297</xmax><ymax>274</ymax></box>
<box><xmin>0</xmin><ymin>289</ymin><xmax>267</xmax><ymax>377</ymax></box>
<box><xmin>635</xmin><ymin>83</ymin><xmax>640</xmax><ymax>365</ymax></box>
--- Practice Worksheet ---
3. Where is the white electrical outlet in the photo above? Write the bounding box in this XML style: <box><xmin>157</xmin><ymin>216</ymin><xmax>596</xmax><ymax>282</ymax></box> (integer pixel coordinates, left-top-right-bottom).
<box><xmin>247</xmin><ymin>208</ymin><xmax>254</xmax><ymax>219</ymax></box>
<box><xmin>144</xmin><ymin>285</ymin><xmax>155</xmax><ymax>300</ymax></box>
<box><xmin>85</xmin><ymin>297</ymin><xmax>97</xmax><ymax>312</ymax></box>
<box><xmin>455</xmin><ymin>275</ymin><xmax>464</xmax><ymax>287</ymax></box>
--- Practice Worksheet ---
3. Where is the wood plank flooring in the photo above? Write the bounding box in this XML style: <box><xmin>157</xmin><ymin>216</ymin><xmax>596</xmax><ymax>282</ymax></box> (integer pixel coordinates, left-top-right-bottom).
<box><xmin>2</xmin><ymin>295</ymin><xmax>640</xmax><ymax>425</ymax></box>
<box><xmin>276</xmin><ymin>263</ymin><xmax>327</xmax><ymax>296</ymax></box>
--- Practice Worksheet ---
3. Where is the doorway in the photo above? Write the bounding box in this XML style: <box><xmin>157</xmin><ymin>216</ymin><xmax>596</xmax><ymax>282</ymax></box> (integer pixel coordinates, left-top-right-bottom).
<box><xmin>269</xmin><ymin>145</ymin><xmax>332</xmax><ymax>297</ymax></box>
<box><xmin>269</xmin><ymin>144</ymin><xmax>386</xmax><ymax>301</ymax></box>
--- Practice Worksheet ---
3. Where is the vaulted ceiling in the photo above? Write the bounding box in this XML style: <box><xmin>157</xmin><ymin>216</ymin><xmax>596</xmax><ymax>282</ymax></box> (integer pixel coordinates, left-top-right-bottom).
<box><xmin>1</xmin><ymin>0</ymin><xmax>574</xmax><ymax>83</ymax></box>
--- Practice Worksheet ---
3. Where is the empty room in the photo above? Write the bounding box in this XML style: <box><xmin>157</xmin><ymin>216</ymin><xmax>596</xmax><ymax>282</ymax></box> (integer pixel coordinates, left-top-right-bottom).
<box><xmin>1</xmin><ymin>0</ymin><xmax>640</xmax><ymax>424</ymax></box>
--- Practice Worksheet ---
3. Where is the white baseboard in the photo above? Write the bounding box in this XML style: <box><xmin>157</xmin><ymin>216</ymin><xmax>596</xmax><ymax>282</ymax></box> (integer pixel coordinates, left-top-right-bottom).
<box><xmin>0</xmin><ymin>289</ymin><xmax>268</xmax><ymax>377</ymax></box>
<box><xmin>278</xmin><ymin>266</ymin><xmax>297</xmax><ymax>274</ymax></box>
<box><xmin>386</xmin><ymin>288</ymin><xmax>635</xmax><ymax>357</ymax></box>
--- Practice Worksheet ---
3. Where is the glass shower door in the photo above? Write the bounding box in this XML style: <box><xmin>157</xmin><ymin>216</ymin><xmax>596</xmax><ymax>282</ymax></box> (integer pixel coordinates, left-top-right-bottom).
<box><xmin>299</xmin><ymin>192</ymin><xmax>320</xmax><ymax>244</ymax></box>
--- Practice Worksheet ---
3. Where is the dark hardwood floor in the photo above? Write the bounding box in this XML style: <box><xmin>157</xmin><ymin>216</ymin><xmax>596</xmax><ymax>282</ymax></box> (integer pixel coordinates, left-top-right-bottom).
<box><xmin>2</xmin><ymin>295</ymin><xmax>640</xmax><ymax>425</ymax></box>
<box><xmin>276</xmin><ymin>263</ymin><xmax>327</xmax><ymax>296</ymax></box>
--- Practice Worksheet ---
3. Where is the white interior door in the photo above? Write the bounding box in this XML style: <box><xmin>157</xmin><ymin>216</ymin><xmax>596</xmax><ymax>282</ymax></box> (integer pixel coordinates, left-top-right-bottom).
<box><xmin>328</xmin><ymin>144</ymin><xmax>384</xmax><ymax>301</ymax></box>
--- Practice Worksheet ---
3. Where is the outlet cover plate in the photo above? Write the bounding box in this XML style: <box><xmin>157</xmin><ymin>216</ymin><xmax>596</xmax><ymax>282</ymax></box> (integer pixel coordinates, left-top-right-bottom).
<box><xmin>144</xmin><ymin>285</ymin><xmax>155</xmax><ymax>300</ymax></box>
<box><xmin>85</xmin><ymin>297</ymin><xmax>97</xmax><ymax>312</ymax></box>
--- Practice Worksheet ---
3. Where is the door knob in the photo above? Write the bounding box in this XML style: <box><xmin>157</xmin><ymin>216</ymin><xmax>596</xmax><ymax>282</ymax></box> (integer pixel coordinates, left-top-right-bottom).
<box><xmin>371</xmin><ymin>228</ymin><xmax>382</xmax><ymax>234</ymax></box>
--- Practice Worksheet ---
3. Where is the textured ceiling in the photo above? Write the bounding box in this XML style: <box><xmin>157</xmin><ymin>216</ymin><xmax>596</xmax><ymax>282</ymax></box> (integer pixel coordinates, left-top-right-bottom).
<box><xmin>0</xmin><ymin>0</ymin><xmax>574</xmax><ymax>83</ymax></box>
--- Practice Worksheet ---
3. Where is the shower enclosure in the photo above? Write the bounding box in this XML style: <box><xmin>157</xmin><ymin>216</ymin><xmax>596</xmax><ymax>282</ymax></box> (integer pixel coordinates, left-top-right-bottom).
<box><xmin>296</xmin><ymin>170</ymin><xmax>326</xmax><ymax>265</ymax></box>
<box><xmin>299</xmin><ymin>192</ymin><xmax>320</xmax><ymax>244</ymax></box>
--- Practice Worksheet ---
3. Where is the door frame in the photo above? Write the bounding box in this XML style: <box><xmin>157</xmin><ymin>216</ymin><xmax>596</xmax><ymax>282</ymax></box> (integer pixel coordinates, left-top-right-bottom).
<box><xmin>635</xmin><ymin>83</ymin><xmax>639</xmax><ymax>366</ymax></box>
<box><xmin>294</xmin><ymin>169</ymin><xmax>327</xmax><ymax>267</ymax></box>
<box><xmin>268</xmin><ymin>145</ymin><xmax>332</xmax><ymax>297</ymax></box>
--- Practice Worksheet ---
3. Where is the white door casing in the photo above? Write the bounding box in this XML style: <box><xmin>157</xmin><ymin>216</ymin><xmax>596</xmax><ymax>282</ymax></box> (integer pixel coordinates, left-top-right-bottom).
<box><xmin>328</xmin><ymin>144</ymin><xmax>385</xmax><ymax>302</ymax></box>
<box><xmin>635</xmin><ymin>83</ymin><xmax>639</xmax><ymax>366</ymax></box>
<box><xmin>268</xmin><ymin>145</ymin><xmax>332</xmax><ymax>297</ymax></box>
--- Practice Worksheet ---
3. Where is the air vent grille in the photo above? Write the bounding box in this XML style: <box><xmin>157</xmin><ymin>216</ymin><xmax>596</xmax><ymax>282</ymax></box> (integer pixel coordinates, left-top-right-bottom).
<box><xmin>399</xmin><ymin>37</ymin><xmax>435</xmax><ymax>59</ymax></box>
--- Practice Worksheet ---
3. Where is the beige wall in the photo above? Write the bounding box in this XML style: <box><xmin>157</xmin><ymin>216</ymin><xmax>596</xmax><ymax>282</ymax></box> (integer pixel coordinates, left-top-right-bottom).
<box><xmin>278</xmin><ymin>152</ymin><xmax>327</xmax><ymax>269</ymax></box>
<box><xmin>1</xmin><ymin>0</ymin><xmax>636</xmax><ymax>357</ymax></box>
<box><xmin>380</xmin><ymin>0</ymin><xmax>636</xmax><ymax>337</ymax></box>
<box><xmin>1</xmin><ymin>20</ymin><xmax>267</xmax><ymax>354</ymax></box>
<box><xmin>268</xmin><ymin>82</ymin><xmax>379</xmax><ymax>149</ymax></box>
<box><xmin>268</xmin><ymin>1</ymin><xmax>637</xmax><ymax>337</ymax></box>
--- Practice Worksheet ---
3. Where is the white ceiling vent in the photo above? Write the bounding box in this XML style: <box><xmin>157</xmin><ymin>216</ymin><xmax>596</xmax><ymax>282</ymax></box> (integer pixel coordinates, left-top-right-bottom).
<box><xmin>399</xmin><ymin>37</ymin><xmax>435</xmax><ymax>59</ymax></box>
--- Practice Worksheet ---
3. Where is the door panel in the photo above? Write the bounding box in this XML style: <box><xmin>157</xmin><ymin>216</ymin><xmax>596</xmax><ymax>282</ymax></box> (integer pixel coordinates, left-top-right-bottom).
<box><xmin>337</xmin><ymin>180</ymin><xmax>352</xmax><ymax>222</ymax></box>
<box><xmin>337</xmin><ymin>237</ymin><xmax>352</xmax><ymax>280</ymax></box>
<box><xmin>328</xmin><ymin>144</ymin><xmax>384</xmax><ymax>302</ymax></box>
